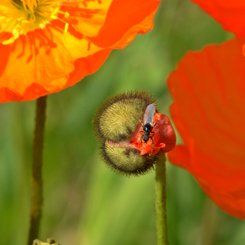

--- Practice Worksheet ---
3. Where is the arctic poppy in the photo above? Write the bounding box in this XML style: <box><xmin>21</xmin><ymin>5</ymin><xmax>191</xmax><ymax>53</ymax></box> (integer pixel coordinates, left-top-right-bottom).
<box><xmin>192</xmin><ymin>0</ymin><xmax>245</xmax><ymax>37</ymax></box>
<box><xmin>167</xmin><ymin>38</ymin><xmax>245</xmax><ymax>219</ymax></box>
<box><xmin>0</xmin><ymin>0</ymin><xmax>160</xmax><ymax>102</ymax></box>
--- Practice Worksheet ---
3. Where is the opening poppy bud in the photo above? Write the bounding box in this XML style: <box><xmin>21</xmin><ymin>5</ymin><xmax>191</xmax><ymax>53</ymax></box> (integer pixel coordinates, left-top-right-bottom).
<box><xmin>130</xmin><ymin>112</ymin><xmax>176</xmax><ymax>156</ymax></box>
<box><xmin>94</xmin><ymin>92</ymin><xmax>176</xmax><ymax>175</ymax></box>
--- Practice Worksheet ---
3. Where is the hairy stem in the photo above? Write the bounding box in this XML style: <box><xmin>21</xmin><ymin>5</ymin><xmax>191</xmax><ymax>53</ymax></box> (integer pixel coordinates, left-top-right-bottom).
<box><xmin>155</xmin><ymin>155</ymin><xmax>168</xmax><ymax>245</ymax></box>
<box><xmin>27</xmin><ymin>96</ymin><xmax>47</xmax><ymax>245</ymax></box>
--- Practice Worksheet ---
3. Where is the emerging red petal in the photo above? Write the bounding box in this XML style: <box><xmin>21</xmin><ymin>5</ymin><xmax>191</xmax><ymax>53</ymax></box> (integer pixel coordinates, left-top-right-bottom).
<box><xmin>130</xmin><ymin>112</ymin><xmax>176</xmax><ymax>156</ymax></box>
<box><xmin>192</xmin><ymin>0</ymin><xmax>245</xmax><ymax>37</ymax></box>
<box><xmin>167</xmin><ymin>38</ymin><xmax>245</xmax><ymax>219</ymax></box>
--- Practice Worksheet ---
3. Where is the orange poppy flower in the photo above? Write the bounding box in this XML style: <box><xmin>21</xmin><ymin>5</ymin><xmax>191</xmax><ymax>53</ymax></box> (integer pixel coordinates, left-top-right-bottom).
<box><xmin>192</xmin><ymin>0</ymin><xmax>245</xmax><ymax>37</ymax></box>
<box><xmin>0</xmin><ymin>0</ymin><xmax>160</xmax><ymax>102</ymax></box>
<box><xmin>167</xmin><ymin>38</ymin><xmax>245</xmax><ymax>219</ymax></box>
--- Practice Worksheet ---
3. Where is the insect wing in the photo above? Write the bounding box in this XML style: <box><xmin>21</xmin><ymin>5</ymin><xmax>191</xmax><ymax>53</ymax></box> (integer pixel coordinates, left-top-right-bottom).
<box><xmin>143</xmin><ymin>103</ymin><xmax>156</xmax><ymax>126</ymax></box>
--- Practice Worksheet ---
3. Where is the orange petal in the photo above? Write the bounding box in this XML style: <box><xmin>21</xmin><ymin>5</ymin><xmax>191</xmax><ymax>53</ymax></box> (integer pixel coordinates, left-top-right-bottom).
<box><xmin>0</xmin><ymin>43</ymin><xmax>10</xmax><ymax>77</ymax></box>
<box><xmin>90</xmin><ymin>0</ymin><xmax>160</xmax><ymax>47</ymax></box>
<box><xmin>193</xmin><ymin>0</ymin><xmax>245</xmax><ymax>37</ymax></box>
<box><xmin>167</xmin><ymin>38</ymin><xmax>245</xmax><ymax>218</ymax></box>
<box><xmin>66</xmin><ymin>0</ymin><xmax>113</xmax><ymax>37</ymax></box>
<box><xmin>67</xmin><ymin>49</ymin><xmax>111</xmax><ymax>87</ymax></box>
<box><xmin>0</xmin><ymin>29</ymin><xmax>105</xmax><ymax>101</ymax></box>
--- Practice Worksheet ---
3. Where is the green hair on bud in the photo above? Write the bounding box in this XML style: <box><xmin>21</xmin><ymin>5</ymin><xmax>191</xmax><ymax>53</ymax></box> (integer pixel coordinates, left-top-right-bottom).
<box><xmin>102</xmin><ymin>140</ymin><xmax>157</xmax><ymax>175</ymax></box>
<box><xmin>95</xmin><ymin>92</ymin><xmax>153</xmax><ymax>142</ymax></box>
<box><xmin>94</xmin><ymin>91</ymin><xmax>157</xmax><ymax>175</ymax></box>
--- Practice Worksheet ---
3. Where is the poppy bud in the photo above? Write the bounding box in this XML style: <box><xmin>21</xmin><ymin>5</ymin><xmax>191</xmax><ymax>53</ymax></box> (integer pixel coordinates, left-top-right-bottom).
<box><xmin>130</xmin><ymin>112</ymin><xmax>176</xmax><ymax>155</ymax></box>
<box><xmin>94</xmin><ymin>92</ymin><xmax>176</xmax><ymax>175</ymax></box>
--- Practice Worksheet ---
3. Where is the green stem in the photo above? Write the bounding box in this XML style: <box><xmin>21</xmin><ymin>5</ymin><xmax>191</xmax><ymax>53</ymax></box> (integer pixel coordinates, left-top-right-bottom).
<box><xmin>155</xmin><ymin>155</ymin><xmax>168</xmax><ymax>245</ymax></box>
<box><xmin>27</xmin><ymin>96</ymin><xmax>47</xmax><ymax>245</ymax></box>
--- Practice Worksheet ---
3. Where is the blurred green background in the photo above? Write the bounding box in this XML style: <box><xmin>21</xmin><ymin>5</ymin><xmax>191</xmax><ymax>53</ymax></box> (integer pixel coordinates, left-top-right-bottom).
<box><xmin>0</xmin><ymin>0</ymin><xmax>245</xmax><ymax>244</ymax></box>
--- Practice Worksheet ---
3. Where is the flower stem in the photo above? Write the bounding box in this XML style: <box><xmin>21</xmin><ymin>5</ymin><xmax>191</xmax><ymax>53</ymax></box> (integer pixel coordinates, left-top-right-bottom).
<box><xmin>155</xmin><ymin>155</ymin><xmax>168</xmax><ymax>245</ymax></box>
<box><xmin>28</xmin><ymin>96</ymin><xmax>47</xmax><ymax>245</ymax></box>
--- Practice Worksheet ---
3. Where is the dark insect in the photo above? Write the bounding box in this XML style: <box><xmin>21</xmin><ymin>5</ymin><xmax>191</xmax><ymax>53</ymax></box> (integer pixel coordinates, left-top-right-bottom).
<box><xmin>141</xmin><ymin>103</ymin><xmax>156</xmax><ymax>143</ymax></box>
<box><xmin>142</xmin><ymin>123</ymin><xmax>154</xmax><ymax>142</ymax></box>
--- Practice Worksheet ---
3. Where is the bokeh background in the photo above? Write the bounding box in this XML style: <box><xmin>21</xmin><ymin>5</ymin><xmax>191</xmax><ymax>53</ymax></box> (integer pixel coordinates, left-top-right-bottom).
<box><xmin>1</xmin><ymin>0</ymin><xmax>245</xmax><ymax>244</ymax></box>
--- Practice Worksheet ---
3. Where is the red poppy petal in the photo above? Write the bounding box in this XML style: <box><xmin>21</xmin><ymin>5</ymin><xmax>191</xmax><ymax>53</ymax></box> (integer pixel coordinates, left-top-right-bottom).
<box><xmin>90</xmin><ymin>0</ymin><xmax>160</xmax><ymax>47</ymax></box>
<box><xmin>192</xmin><ymin>0</ymin><xmax>245</xmax><ymax>37</ymax></box>
<box><xmin>167</xmin><ymin>145</ymin><xmax>190</xmax><ymax>169</ymax></box>
<box><xmin>167</xmin><ymin>38</ymin><xmax>245</xmax><ymax>218</ymax></box>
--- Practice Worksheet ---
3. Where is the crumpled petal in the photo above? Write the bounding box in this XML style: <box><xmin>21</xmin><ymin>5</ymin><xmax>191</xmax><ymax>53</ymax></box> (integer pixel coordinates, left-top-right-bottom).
<box><xmin>192</xmin><ymin>0</ymin><xmax>245</xmax><ymax>37</ymax></box>
<box><xmin>167</xmin><ymin>38</ymin><xmax>245</xmax><ymax>219</ymax></box>
<box><xmin>130</xmin><ymin>112</ymin><xmax>176</xmax><ymax>156</ymax></box>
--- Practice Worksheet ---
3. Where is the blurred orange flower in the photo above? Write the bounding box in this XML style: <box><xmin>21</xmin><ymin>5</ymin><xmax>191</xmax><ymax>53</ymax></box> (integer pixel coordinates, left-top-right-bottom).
<box><xmin>167</xmin><ymin>38</ymin><xmax>245</xmax><ymax>219</ymax></box>
<box><xmin>0</xmin><ymin>0</ymin><xmax>159</xmax><ymax>102</ymax></box>
<box><xmin>192</xmin><ymin>0</ymin><xmax>245</xmax><ymax>37</ymax></box>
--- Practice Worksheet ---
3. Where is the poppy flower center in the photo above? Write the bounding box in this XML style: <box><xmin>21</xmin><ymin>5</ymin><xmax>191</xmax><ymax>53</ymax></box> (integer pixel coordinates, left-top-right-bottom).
<box><xmin>0</xmin><ymin>0</ymin><xmax>67</xmax><ymax>44</ymax></box>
